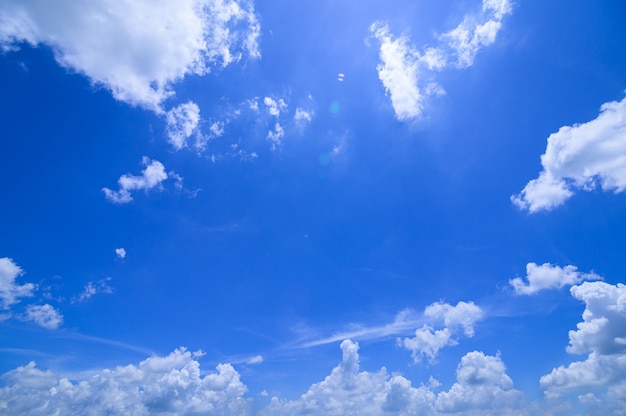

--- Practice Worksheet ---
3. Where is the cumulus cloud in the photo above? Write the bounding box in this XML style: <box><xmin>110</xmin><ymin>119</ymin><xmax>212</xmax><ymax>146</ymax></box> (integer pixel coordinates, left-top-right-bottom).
<box><xmin>0</xmin><ymin>348</ymin><xmax>247</xmax><ymax>415</ymax></box>
<box><xmin>115</xmin><ymin>248</ymin><xmax>126</xmax><ymax>259</ymax></box>
<box><xmin>73</xmin><ymin>277</ymin><xmax>114</xmax><ymax>303</ymax></box>
<box><xmin>267</xmin><ymin>122</ymin><xmax>285</xmax><ymax>150</ymax></box>
<box><xmin>102</xmin><ymin>157</ymin><xmax>168</xmax><ymax>204</ymax></box>
<box><xmin>0</xmin><ymin>0</ymin><xmax>261</xmax><ymax>111</ymax></box>
<box><xmin>294</xmin><ymin>108</ymin><xmax>313</xmax><ymax>128</ymax></box>
<box><xmin>441</xmin><ymin>0</ymin><xmax>512</xmax><ymax>68</ymax></box>
<box><xmin>24</xmin><ymin>304</ymin><xmax>63</xmax><ymax>329</ymax></box>
<box><xmin>165</xmin><ymin>101</ymin><xmax>201</xmax><ymax>150</ymax></box>
<box><xmin>540</xmin><ymin>281</ymin><xmax>626</xmax><ymax>410</ymax></box>
<box><xmin>369</xmin><ymin>0</ymin><xmax>511</xmax><ymax>121</ymax></box>
<box><xmin>510</xmin><ymin>262</ymin><xmax>601</xmax><ymax>295</ymax></box>
<box><xmin>264</xmin><ymin>97</ymin><xmax>287</xmax><ymax>117</ymax></box>
<box><xmin>512</xmin><ymin>95</ymin><xmax>626</xmax><ymax>212</ymax></box>
<box><xmin>261</xmin><ymin>340</ymin><xmax>524</xmax><ymax>416</ymax></box>
<box><xmin>0</xmin><ymin>257</ymin><xmax>35</xmax><ymax>310</ymax></box>
<box><xmin>400</xmin><ymin>301</ymin><xmax>483</xmax><ymax>363</ymax></box>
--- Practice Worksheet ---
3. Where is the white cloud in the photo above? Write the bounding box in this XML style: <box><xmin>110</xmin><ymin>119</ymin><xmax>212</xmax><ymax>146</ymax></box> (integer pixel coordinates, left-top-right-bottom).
<box><xmin>369</xmin><ymin>23</ymin><xmax>431</xmax><ymax>121</ymax></box>
<box><xmin>510</xmin><ymin>263</ymin><xmax>600</xmax><ymax>295</ymax></box>
<box><xmin>370</xmin><ymin>0</ymin><xmax>511</xmax><ymax>121</ymax></box>
<box><xmin>540</xmin><ymin>281</ymin><xmax>626</xmax><ymax>409</ymax></box>
<box><xmin>24</xmin><ymin>304</ymin><xmax>63</xmax><ymax>330</ymax></box>
<box><xmin>73</xmin><ymin>277</ymin><xmax>114</xmax><ymax>303</ymax></box>
<box><xmin>294</xmin><ymin>108</ymin><xmax>313</xmax><ymax>127</ymax></box>
<box><xmin>435</xmin><ymin>351</ymin><xmax>524</xmax><ymax>415</ymax></box>
<box><xmin>247</xmin><ymin>355</ymin><xmax>264</xmax><ymax>365</ymax></box>
<box><xmin>267</xmin><ymin>122</ymin><xmax>285</xmax><ymax>150</ymax></box>
<box><xmin>0</xmin><ymin>257</ymin><xmax>35</xmax><ymax>310</ymax></box>
<box><xmin>165</xmin><ymin>101</ymin><xmax>201</xmax><ymax>150</ymax></box>
<box><xmin>261</xmin><ymin>340</ymin><xmax>524</xmax><ymax>416</ymax></box>
<box><xmin>0</xmin><ymin>348</ymin><xmax>248</xmax><ymax>415</ymax></box>
<box><xmin>102</xmin><ymin>157</ymin><xmax>168</xmax><ymax>204</ymax></box>
<box><xmin>441</xmin><ymin>0</ymin><xmax>511</xmax><ymax>68</ymax></box>
<box><xmin>115</xmin><ymin>248</ymin><xmax>126</xmax><ymax>259</ymax></box>
<box><xmin>264</xmin><ymin>97</ymin><xmax>287</xmax><ymax>117</ymax></box>
<box><xmin>400</xmin><ymin>301</ymin><xmax>483</xmax><ymax>363</ymax></box>
<box><xmin>512</xmin><ymin>95</ymin><xmax>626</xmax><ymax>212</ymax></box>
<box><xmin>0</xmin><ymin>0</ymin><xmax>260</xmax><ymax>111</ymax></box>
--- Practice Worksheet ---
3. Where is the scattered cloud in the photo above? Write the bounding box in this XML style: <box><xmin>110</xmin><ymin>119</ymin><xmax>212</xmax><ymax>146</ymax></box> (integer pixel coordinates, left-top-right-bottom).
<box><xmin>264</xmin><ymin>97</ymin><xmax>287</xmax><ymax>117</ymax></box>
<box><xmin>370</xmin><ymin>0</ymin><xmax>511</xmax><ymax>121</ymax></box>
<box><xmin>441</xmin><ymin>0</ymin><xmax>512</xmax><ymax>68</ymax></box>
<box><xmin>294</xmin><ymin>108</ymin><xmax>313</xmax><ymax>128</ymax></box>
<box><xmin>399</xmin><ymin>301</ymin><xmax>484</xmax><ymax>363</ymax></box>
<box><xmin>261</xmin><ymin>340</ymin><xmax>524</xmax><ymax>415</ymax></box>
<box><xmin>73</xmin><ymin>277</ymin><xmax>114</xmax><ymax>303</ymax></box>
<box><xmin>540</xmin><ymin>281</ymin><xmax>626</xmax><ymax>411</ymax></box>
<box><xmin>165</xmin><ymin>101</ymin><xmax>201</xmax><ymax>150</ymax></box>
<box><xmin>267</xmin><ymin>122</ymin><xmax>285</xmax><ymax>150</ymax></box>
<box><xmin>510</xmin><ymin>262</ymin><xmax>601</xmax><ymax>295</ymax></box>
<box><xmin>512</xmin><ymin>95</ymin><xmax>626</xmax><ymax>212</ymax></box>
<box><xmin>0</xmin><ymin>257</ymin><xmax>35</xmax><ymax>310</ymax></box>
<box><xmin>0</xmin><ymin>0</ymin><xmax>261</xmax><ymax>111</ymax></box>
<box><xmin>0</xmin><ymin>348</ymin><xmax>248</xmax><ymax>415</ymax></box>
<box><xmin>23</xmin><ymin>304</ymin><xmax>63</xmax><ymax>329</ymax></box>
<box><xmin>115</xmin><ymin>248</ymin><xmax>126</xmax><ymax>259</ymax></box>
<box><xmin>102</xmin><ymin>157</ymin><xmax>169</xmax><ymax>204</ymax></box>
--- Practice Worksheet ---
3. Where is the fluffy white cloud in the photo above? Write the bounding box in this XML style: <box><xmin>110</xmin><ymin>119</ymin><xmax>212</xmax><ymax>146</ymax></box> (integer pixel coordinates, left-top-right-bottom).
<box><xmin>441</xmin><ymin>0</ymin><xmax>511</xmax><ymax>68</ymax></box>
<box><xmin>262</xmin><ymin>340</ymin><xmax>524</xmax><ymax>416</ymax></box>
<box><xmin>115</xmin><ymin>248</ymin><xmax>126</xmax><ymax>259</ymax></box>
<box><xmin>512</xmin><ymin>95</ymin><xmax>626</xmax><ymax>212</ymax></box>
<box><xmin>166</xmin><ymin>101</ymin><xmax>201</xmax><ymax>150</ymax></box>
<box><xmin>264</xmin><ymin>97</ymin><xmax>287</xmax><ymax>117</ymax></box>
<box><xmin>73</xmin><ymin>277</ymin><xmax>114</xmax><ymax>303</ymax></box>
<box><xmin>0</xmin><ymin>257</ymin><xmax>35</xmax><ymax>309</ymax></box>
<box><xmin>369</xmin><ymin>23</ymin><xmax>437</xmax><ymax>121</ymax></box>
<box><xmin>435</xmin><ymin>351</ymin><xmax>524</xmax><ymax>415</ymax></box>
<box><xmin>24</xmin><ymin>304</ymin><xmax>63</xmax><ymax>329</ymax></box>
<box><xmin>294</xmin><ymin>108</ymin><xmax>313</xmax><ymax>127</ymax></box>
<box><xmin>0</xmin><ymin>0</ymin><xmax>260</xmax><ymax>111</ymax></box>
<box><xmin>540</xmin><ymin>282</ymin><xmax>626</xmax><ymax>409</ymax></box>
<box><xmin>370</xmin><ymin>0</ymin><xmax>511</xmax><ymax>121</ymax></box>
<box><xmin>0</xmin><ymin>348</ymin><xmax>247</xmax><ymax>415</ymax></box>
<box><xmin>510</xmin><ymin>262</ymin><xmax>600</xmax><ymax>295</ymax></box>
<box><xmin>103</xmin><ymin>157</ymin><xmax>169</xmax><ymax>204</ymax></box>
<box><xmin>400</xmin><ymin>301</ymin><xmax>483</xmax><ymax>363</ymax></box>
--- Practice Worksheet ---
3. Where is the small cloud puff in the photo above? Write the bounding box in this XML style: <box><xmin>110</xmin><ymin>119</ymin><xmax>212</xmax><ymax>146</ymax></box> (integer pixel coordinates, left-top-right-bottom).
<box><xmin>115</xmin><ymin>248</ymin><xmax>126</xmax><ymax>259</ymax></box>
<box><xmin>102</xmin><ymin>157</ymin><xmax>168</xmax><ymax>204</ymax></box>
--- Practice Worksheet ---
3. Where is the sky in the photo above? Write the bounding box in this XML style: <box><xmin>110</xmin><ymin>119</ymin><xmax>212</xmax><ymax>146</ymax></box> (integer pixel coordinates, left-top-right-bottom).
<box><xmin>0</xmin><ymin>0</ymin><xmax>625</xmax><ymax>414</ymax></box>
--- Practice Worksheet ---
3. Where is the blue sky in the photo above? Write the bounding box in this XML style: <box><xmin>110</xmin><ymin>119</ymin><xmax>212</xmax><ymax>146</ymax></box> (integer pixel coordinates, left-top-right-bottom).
<box><xmin>1</xmin><ymin>0</ymin><xmax>626</xmax><ymax>414</ymax></box>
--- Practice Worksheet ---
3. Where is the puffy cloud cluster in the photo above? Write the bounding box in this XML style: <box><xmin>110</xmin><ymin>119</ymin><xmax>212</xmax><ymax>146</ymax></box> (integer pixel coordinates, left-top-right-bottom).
<box><xmin>0</xmin><ymin>0</ymin><xmax>260</xmax><ymax>111</ymax></box>
<box><xmin>102</xmin><ymin>157</ymin><xmax>169</xmax><ymax>204</ymax></box>
<box><xmin>165</xmin><ymin>102</ymin><xmax>201</xmax><ymax>150</ymax></box>
<box><xmin>262</xmin><ymin>340</ymin><xmax>524</xmax><ymax>416</ymax></box>
<box><xmin>540</xmin><ymin>281</ymin><xmax>626</xmax><ymax>410</ymax></box>
<box><xmin>370</xmin><ymin>0</ymin><xmax>511</xmax><ymax>121</ymax></box>
<box><xmin>0</xmin><ymin>348</ymin><xmax>248</xmax><ymax>415</ymax></box>
<box><xmin>400</xmin><ymin>301</ymin><xmax>483</xmax><ymax>363</ymax></box>
<box><xmin>0</xmin><ymin>258</ymin><xmax>62</xmax><ymax>329</ymax></box>
<box><xmin>512</xmin><ymin>95</ymin><xmax>626</xmax><ymax>212</ymax></box>
<box><xmin>510</xmin><ymin>262</ymin><xmax>600</xmax><ymax>295</ymax></box>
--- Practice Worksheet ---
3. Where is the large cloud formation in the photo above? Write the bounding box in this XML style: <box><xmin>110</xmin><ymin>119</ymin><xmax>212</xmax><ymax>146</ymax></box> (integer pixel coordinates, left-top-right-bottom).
<box><xmin>370</xmin><ymin>0</ymin><xmax>511</xmax><ymax>121</ymax></box>
<box><xmin>0</xmin><ymin>348</ymin><xmax>248</xmax><ymax>415</ymax></box>
<box><xmin>262</xmin><ymin>340</ymin><xmax>524</xmax><ymax>416</ymax></box>
<box><xmin>512</xmin><ymin>95</ymin><xmax>626</xmax><ymax>212</ymax></box>
<box><xmin>540</xmin><ymin>281</ymin><xmax>626</xmax><ymax>412</ymax></box>
<box><xmin>0</xmin><ymin>0</ymin><xmax>260</xmax><ymax>111</ymax></box>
